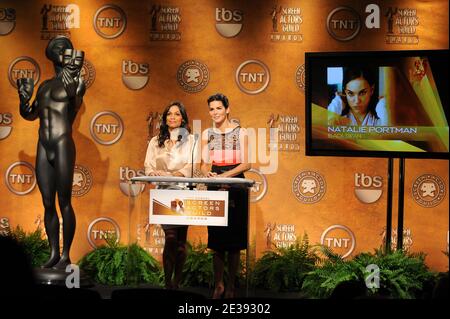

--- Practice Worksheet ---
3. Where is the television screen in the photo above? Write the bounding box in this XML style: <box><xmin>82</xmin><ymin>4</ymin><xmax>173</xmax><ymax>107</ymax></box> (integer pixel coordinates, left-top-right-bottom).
<box><xmin>305</xmin><ymin>50</ymin><xmax>449</xmax><ymax>159</ymax></box>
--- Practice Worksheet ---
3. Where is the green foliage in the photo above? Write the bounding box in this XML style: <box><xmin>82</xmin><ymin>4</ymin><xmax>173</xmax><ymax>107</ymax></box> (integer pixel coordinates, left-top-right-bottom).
<box><xmin>8</xmin><ymin>226</ymin><xmax>50</xmax><ymax>267</ymax></box>
<box><xmin>78</xmin><ymin>236</ymin><xmax>162</xmax><ymax>286</ymax></box>
<box><xmin>251</xmin><ymin>234</ymin><xmax>319</xmax><ymax>292</ymax></box>
<box><xmin>181</xmin><ymin>242</ymin><xmax>214</xmax><ymax>288</ymax></box>
<box><xmin>302</xmin><ymin>247</ymin><xmax>436</xmax><ymax>299</ymax></box>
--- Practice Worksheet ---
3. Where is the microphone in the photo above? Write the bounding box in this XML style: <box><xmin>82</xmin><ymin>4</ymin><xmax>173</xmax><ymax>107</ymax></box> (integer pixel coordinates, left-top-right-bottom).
<box><xmin>191</xmin><ymin>133</ymin><xmax>199</xmax><ymax>178</ymax></box>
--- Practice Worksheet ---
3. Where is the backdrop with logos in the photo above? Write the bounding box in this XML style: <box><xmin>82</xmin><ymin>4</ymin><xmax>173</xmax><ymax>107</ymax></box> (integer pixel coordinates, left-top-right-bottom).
<box><xmin>0</xmin><ymin>0</ymin><xmax>448</xmax><ymax>271</ymax></box>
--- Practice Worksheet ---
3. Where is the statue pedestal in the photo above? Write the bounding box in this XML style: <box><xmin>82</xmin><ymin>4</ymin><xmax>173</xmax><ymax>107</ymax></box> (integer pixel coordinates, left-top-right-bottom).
<box><xmin>34</xmin><ymin>268</ymin><xmax>93</xmax><ymax>287</ymax></box>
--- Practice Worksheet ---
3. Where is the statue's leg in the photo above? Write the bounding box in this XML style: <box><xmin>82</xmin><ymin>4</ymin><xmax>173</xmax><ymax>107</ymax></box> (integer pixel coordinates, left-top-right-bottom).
<box><xmin>36</xmin><ymin>142</ymin><xmax>60</xmax><ymax>268</ymax></box>
<box><xmin>52</xmin><ymin>136</ymin><xmax>76</xmax><ymax>270</ymax></box>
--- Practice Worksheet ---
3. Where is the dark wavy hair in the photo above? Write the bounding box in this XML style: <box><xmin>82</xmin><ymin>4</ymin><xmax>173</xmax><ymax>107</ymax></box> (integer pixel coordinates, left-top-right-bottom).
<box><xmin>157</xmin><ymin>101</ymin><xmax>190</xmax><ymax>147</ymax></box>
<box><xmin>341</xmin><ymin>66</ymin><xmax>379</xmax><ymax>119</ymax></box>
<box><xmin>207</xmin><ymin>93</ymin><xmax>229</xmax><ymax>108</ymax></box>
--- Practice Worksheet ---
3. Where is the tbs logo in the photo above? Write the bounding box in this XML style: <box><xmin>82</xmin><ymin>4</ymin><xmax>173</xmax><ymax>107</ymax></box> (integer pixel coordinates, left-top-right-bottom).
<box><xmin>354</xmin><ymin>173</ymin><xmax>383</xmax><ymax>204</ymax></box>
<box><xmin>122</xmin><ymin>60</ymin><xmax>149</xmax><ymax>90</ymax></box>
<box><xmin>215</xmin><ymin>8</ymin><xmax>243</xmax><ymax>38</ymax></box>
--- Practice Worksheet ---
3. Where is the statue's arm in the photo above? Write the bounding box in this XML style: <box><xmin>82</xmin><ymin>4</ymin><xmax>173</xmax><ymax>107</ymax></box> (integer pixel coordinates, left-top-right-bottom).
<box><xmin>18</xmin><ymin>81</ymin><xmax>47</xmax><ymax>121</ymax></box>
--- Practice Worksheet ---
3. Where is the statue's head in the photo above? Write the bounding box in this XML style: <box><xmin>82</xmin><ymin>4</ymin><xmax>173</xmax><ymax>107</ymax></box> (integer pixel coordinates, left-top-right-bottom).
<box><xmin>45</xmin><ymin>36</ymin><xmax>73</xmax><ymax>67</ymax></box>
<box><xmin>61</xmin><ymin>49</ymin><xmax>85</xmax><ymax>78</ymax></box>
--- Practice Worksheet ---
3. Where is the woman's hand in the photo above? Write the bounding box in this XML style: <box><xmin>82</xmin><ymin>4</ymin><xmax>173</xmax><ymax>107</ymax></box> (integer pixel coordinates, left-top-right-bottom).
<box><xmin>206</xmin><ymin>171</ymin><xmax>218</xmax><ymax>178</ymax></box>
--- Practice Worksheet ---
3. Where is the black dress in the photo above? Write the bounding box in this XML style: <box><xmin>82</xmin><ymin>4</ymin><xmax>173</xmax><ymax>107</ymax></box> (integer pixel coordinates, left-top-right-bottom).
<box><xmin>206</xmin><ymin>127</ymin><xmax>249</xmax><ymax>251</ymax></box>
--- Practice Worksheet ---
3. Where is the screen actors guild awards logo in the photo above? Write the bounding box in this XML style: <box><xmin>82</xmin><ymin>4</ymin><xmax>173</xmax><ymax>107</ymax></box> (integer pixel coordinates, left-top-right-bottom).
<box><xmin>412</xmin><ymin>174</ymin><xmax>446</xmax><ymax>208</ymax></box>
<box><xmin>0</xmin><ymin>112</ymin><xmax>13</xmax><ymax>140</ymax></box>
<box><xmin>267</xmin><ymin>114</ymin><xmax>300</xmax><ymax>152</ymax></box>
<box><xmin>40</xmin><ymin>4</ymin><xmax>80</xmax><ymax>40</ymax></box>
<box><xmin>72</xmin><ymin>164</ymin><xmax>93</xmax><ymax>197</ymax></box>
<box><xmin>90</xmin><ymin>111</ymin><xmax>124</xmax><ymax>145</ymax></box>
<box><xmin>385</xmin><ymin>7</ymin><xmax>419</xmax><ymax>44</ymax></box>
<box><xmin>177</xmin><ymin>60</ymin><xmax>209</xmax><ymax>93</ymax></box>
<box><xmin>0</xmin><ymin>217</ymin><xmax>11</xmax><ymax>236</ymax></box>
<box><xmin>8</xmin><ymin>56</ymin><xmax>41</xmax><ymax>88</ymax></box>
<box><xmin>292</xmin><ymin>170</ymin><xmax>326</xmax><ymax>203</ymax></box>
<box><xmin>149</xmin><ymin>5</ymin><xmax>181</xmax><ymax>41</ymax></box>
<box><xmin>380</xmin><ymin>227</ymin><xmax>413</xmax><ymax>251</ymax></box>
<box><xmin>122</xmin><ymin>60</ymin><xmax>150</xmax><ymax>90</ymax></box>
<box><xmin>235</xmin><ymin>60</ymin><xmax>270</xmax><ymax>95</ymax></box>
<box><xmin>270</xmin><ymin>6</ymin><xmax>303</xmax><ymax>42</ymax></box>
<box><xmin>5</xmin><ymin>161</ymin><xmax>37</xmax><ymax>195</ymax></box>
<box><xmin>146</xmin><ymin>111</ymin><xmax>162</xmax><ymax>140</ymax></box>
<box><xmin>80</xmin><ymin>59</ymin><xmax>96</xmax><ymax>89</ymax></box>
<box><xmin>93</xmin><ymin>4</ymin><xmax>127</xmax><ymax>39</ymax></box>
<box><xmin>0</xmin><ymin>8</ymin><xmax>16</xmax><ymax>35</ymax></box>
<box><xmin>215</xmin><ymin>7</ymin><xmax>243</xmax><ymax>38</ymax></box>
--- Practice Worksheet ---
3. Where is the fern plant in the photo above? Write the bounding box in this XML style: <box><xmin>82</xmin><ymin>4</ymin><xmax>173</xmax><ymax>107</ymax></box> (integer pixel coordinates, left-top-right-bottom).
<box><xmin>181</xmin><ymin>242</ymin><xmax>214</xmax><ymax>288</ymax></box>
<box><xmin>8</xmin><ymin>226</ymin><xmax>50</xmax><ymax>267</ymax></box>
<box><xmin>78</xmin><ymin>236</ymin><xmax>162</xmax><ymax>286</ymax></box>
<box><xmin>251</xmin><ymin>233</ymin><xmax>319</xmax><ymax>292</ymax></box>
<box><xmin>302</xmin><ymin>247</ymin><xmax>436</xmax><ymax>299</ymax></box>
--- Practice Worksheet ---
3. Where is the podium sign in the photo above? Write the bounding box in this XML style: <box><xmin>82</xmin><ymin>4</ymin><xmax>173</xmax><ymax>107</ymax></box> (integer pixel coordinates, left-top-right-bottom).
<box><xmin>149</xmin><ymin>189</ymin><xmax>229</xmax><ymax>226</ymax></box>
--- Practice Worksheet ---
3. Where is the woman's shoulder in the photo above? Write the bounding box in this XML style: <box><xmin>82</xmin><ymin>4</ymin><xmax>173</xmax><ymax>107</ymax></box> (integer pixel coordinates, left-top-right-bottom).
<box><xmin>149</xmin><ymin>135</ymin><xmax>159</xmax><ymax>146</ymax></box>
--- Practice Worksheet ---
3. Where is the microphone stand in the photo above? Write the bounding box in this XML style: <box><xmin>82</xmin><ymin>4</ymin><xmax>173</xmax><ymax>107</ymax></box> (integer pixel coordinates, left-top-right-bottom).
<box><xmin>188</xmin><ymin>134</ymin><xmax>199</xmax><ymax>190</ymax></box>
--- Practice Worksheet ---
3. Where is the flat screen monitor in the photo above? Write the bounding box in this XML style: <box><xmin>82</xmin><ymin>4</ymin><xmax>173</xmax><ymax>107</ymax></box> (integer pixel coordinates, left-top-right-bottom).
<box><xmin>305</xmin><ymin>50</ymin><xmax>449</xmax><ymax>159</ymax></box>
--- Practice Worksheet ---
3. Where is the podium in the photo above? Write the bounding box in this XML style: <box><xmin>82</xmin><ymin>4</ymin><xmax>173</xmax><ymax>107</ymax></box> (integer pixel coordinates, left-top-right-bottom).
<box><xmin>127</xmin><ymin>176</ymin><xmax>255</xmax><ymax>296</ymax></box>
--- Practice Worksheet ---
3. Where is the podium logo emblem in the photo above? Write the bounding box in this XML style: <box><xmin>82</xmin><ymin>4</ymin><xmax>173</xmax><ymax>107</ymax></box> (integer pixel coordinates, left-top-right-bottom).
<box><xmin>94</xmin><ymin>4</ymin><xmax>127</xmax><ymax>39</ymax></box>
<box><xmin>292</xmin><ymin>170</ymin><xmax>326</xmax><ymax>204</ymax></box>
<box><xmin>8</xmin><ymin>56</ymin><xmax>41</xmax><ymax>88</ymax></box>
<box><xmin>90</xmin><ymin>111</ymin><xmax>124</xmax><ymax>145</ymax></box>
<box><xmin>321</xmin><ymin>225</ymin><xmax>355</xmax><ymax>258</ymax></box>
<box><xmin>5</xmin><ymin>161</ymin><xmax>36</xmax><ymax>195</ymax></box>
<box><xmin>0</xmin><ymin>8</ymin><xmax>16</xmax><ymax>35</ymax></box>
<box><xmin>72</xmin><ymin>165</ymin><xmax>93</xmax><ymax>197</ymax></box>
<box><xmin>122</xmin><ymin>60</ymin><xmax>149</xmax><ymax>90</ymax></box>
<box><xmin>354</xmin><ymin>173</ymin><xmax>383</xmax><ymax>204</ymax></box>
<box><xmin>0</xmin><ymin>112</ymin><xmax>13</xmax><ymax>140</ymax></box>
<box><xmin>177</xmin><ymin>60</ymin><xmax>209</xmax><ymax>93</ymax></box>
<box><xmin>87</xmin><ymin>217</ymin><xmax>120</xmax><ymax>248</ymax></box>
<box><xmin>412</xmin><ymin>174</ymin><xmax>446</xmax><ymax>208</ymax></box>
<box><xmin>80</xmin><ymin>59</ymin><xmax>96</xmax><ymax>89</ymax></box>
<box><xmin>235</xmin><ymin>60</ymin><xmax>270</xmax><ymax>95</ymax></box>
<box><xmin>215</xmin><ymin>8</ymin><xmax>243</xmax><ymax>38</ymax></box>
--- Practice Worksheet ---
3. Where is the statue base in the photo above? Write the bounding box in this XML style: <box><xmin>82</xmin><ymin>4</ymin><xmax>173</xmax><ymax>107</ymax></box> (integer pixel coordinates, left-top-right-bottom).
<box><xmin>34</xmin><ymin>267</ymin><xmax>94</xmax><ymax>287</ymax></box>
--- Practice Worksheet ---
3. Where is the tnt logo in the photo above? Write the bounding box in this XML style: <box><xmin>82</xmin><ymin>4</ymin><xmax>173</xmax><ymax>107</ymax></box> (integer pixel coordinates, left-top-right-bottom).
<box><xmin>215</xmin><ymin>8</ymin><xmax>243</xmax><ymax>38</ymax></box>
<box><xmin>235</xmin><ymin>60</ymin><xmax>270</xmax><ymax>95</ymax></box>
<box><xmin>354</xmin><ymin>173</ymin><xmax>383</xmax><ymax>204</ymax></box>
<box><xmin>8</xmin><ymin>56</ymin><xmax>40</xmax><ymax>88</ymax></box>
<box><xmin>0</xmin><ymin>8</ymin><xmax>16</xmax><ymax>35</ymax></box>
<box><xmin>93</xmin><ymin>4</ymin><xmax>126</xmax><ymax>39</ymax></box>
<box><xmin>321</xmin><ymin>225</ymin><xmax>356</xmax><ymax>258</ymax></box>
<box><xmin>87</xmin><ymin>217</ymin><xmax>120</xmax><ymax>248</ymax></box>
<box><xmin>0</xmin><ymin>112</ymin><xmax>12</xmax><ymax>140</ymax></box>
<box><xmin>5</xmin><ymin>162</ymin><xmax>36</xmax><ymax>195</ymax></box>
<box><xmin>326</xmin><ymin>4</ymin><xmax>380</xmax><ymax>41</ymax></box>
<box><xmin>90</xmin><ymin>111</ymin><xmax>124</xmax><ymax>145</ymax></box>
<box><xmin>119</xmin><ymin>166</ymin><xmax>146</xmax><ymax>197</ymax></box>
<box><xmin>122</xmin><ymin>60</ymin><xmax>149</xmax><ymax>90</ymax></box>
